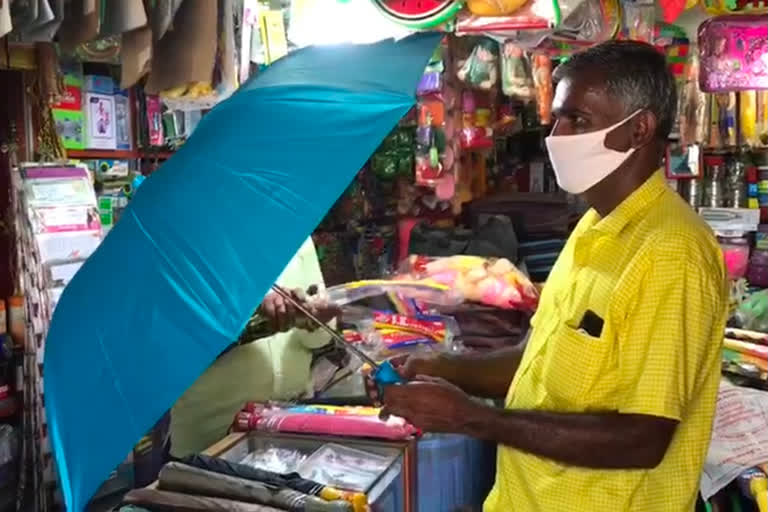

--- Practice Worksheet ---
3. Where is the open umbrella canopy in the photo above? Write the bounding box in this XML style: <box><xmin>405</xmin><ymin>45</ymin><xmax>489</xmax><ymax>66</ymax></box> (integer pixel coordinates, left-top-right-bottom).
<box><xmin>44</xmin><ymin>32</ymin><xmax>441</xmax><ymax>510</ymax></box>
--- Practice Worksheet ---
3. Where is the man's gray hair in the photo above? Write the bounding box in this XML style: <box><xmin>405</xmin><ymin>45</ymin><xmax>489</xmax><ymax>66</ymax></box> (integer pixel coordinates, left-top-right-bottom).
<box><xmin>553</xmin><ymin>40</ymin><xmax>678</xmax><ymax>139</ymax></box>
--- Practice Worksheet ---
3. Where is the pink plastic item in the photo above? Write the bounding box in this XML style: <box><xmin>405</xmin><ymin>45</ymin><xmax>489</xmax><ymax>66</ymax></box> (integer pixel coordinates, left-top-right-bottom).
<box><xmin>722</xmin><ymin>243</ymin><xmax>750</xmax><ymax>279</ymax></box>
<box><xmin>698</xmin><ymin>15</ymin><xmax>768</xmax><ymax>92</ymax></box>
<box><xmin>234</xmin><ymin>411</ymin><xmax>419</xmax><ymax>440</ymax></box>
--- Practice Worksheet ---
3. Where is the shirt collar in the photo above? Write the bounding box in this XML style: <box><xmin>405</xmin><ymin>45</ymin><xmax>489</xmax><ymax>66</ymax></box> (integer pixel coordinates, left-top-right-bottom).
<box><xmin>589</xmin><ymin>171</ymin><xmax>668</xmax><ymax>237</ymax></box>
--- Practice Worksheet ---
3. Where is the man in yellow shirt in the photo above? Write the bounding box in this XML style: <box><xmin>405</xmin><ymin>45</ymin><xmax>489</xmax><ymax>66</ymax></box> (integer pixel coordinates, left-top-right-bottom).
<box><xmin>380</xmin><ymin>41</ymin><xmax>728</xmax><ymax>511</ymax></box>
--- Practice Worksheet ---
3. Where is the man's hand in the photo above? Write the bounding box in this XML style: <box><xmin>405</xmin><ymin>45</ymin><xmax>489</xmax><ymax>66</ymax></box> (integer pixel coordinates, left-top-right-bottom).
<box><xmin>363</xmin><ymin>354</ymin><xmax>440</xmax><ymax>404</ymax></box>
<box><xmin>260</xmin><ymin>287</ymin><xmax>340</xmax><ymax>333</ymax></box>
<box><xmin>380</xmin><ymin>376</ymin><xmax>479</xmax><ymax>433</ymax></box>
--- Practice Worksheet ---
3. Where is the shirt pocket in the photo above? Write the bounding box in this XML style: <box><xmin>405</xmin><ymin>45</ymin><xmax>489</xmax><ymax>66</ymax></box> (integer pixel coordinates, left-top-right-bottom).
<box><xmin>541</xmin><ymin>325</ymin><xmax>618</xmax><ymax>410</ymax></box>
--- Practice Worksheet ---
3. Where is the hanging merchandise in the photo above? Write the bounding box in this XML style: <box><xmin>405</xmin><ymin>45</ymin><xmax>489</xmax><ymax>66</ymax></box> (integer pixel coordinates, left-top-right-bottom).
<box><xmin>759</xmin><ymin>91</ymin><xmax>768</xmax><ymax>146</ymax></box>
<box><xmin>532</xmin><ymin>54</ymin><xmax>553</xmax><ymax>125</ymax></box>
<box><xmin>701</xmin><ymin>0</ymin><xmax>768</xmax><ymax>15</ymax></box>
<box><xmin>460</xmin><ymin>90</ymin><xmax>494</xmax><ymax>149</ymax></box>
<box><xmin>371</xmin><ymin>127</ymin><xmax>416</xmax><ymax>182</ymax></box>
<box><xmin>741</xmin><ymin>90</ymin><xmax>759</xmax><ymax>147</ymax></box>
<box><xmin>455</xmin><ymin>0</ymin><xmax>567</xmax><ymax>35</ymax></box>
<box><xmin>679</xmin><ymin>54</ymin><xmax>708</xmax><ymax>146</ymax></box>
<box><xmin>370</xmin><ymin>0</ymin><xmax>463</xmax><ymax>29</ymax></box>
<box><xmin>456</xmin><ymin>39</ymin><xmax>499</xmax><ymax>90</ymax></box>
<box><xmin>698</xmin><ymin>15</ymin><xmax>768</xmax><ymax>93</ymax></box>
<box><xmin>501</xmin><ymin>42</ymin><xmax>535</xmax><ymax>100</ymax></box>
<box><xmin>623</xmin><ymin>0</ymin><xmax>655</xmax><ymax>43</ymax></box>
<box><xmin>467</xmin><ymin>0</ymin><xmax>529</xmax><ymax>16</ymax></box>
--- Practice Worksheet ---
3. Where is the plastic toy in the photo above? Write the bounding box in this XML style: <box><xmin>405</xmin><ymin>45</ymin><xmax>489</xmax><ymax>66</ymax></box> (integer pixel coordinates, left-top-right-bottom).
<box><xmin>501</xmin><ymin>42</ymin><xmax>535</xmax><ymax>100</ymax></box>
<box><xmin>698</xmin><ymin>15</ymin><xmax>768</xmax><ymax>93</ymax></box>
<box><xmin>457</xmin><ymin>39</ymin><xmax>499</xmax><ymax>90</ymax></box>
<box><xmin>398</xmin><ymin>255</ymin><xmax>539</xmax><ymax>310</ymax></box>
<box><xmin>460</xmin><ymin>91</ymin><xmax>494</xmax><ymax>149</ymax></box>
<box><xmin>467</xmin><ymin>0</ymin><xmax>529</xmax><ymax>16</ymax></box>
<box><xmin>370</xmin><ymin>0</ymin><xmax>463</xmax><ymax>29</ymax></box>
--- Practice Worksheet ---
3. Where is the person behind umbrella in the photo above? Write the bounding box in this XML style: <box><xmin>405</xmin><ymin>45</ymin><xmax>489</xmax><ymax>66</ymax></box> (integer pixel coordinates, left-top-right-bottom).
<box><xmin>375</xmin><ymin>41</ymin><xmax>728</xmax><ymax>511</ymax></box>
<box><xmin>170</xmin><ymin>237</ymin><xmax>339</xmax><ymax>457</ymax></box>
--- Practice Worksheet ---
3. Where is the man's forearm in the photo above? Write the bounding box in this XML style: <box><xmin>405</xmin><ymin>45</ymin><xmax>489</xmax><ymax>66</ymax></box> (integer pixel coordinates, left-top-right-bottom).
<box><xmin>431</xmin><ymin>342</ymin><xmax>527</xmax><ymax>399</ymax></box>
<box><xmin>458</xmin><ymin>404</ymin><xmax>676</xmax><ymax>469</ymax></box>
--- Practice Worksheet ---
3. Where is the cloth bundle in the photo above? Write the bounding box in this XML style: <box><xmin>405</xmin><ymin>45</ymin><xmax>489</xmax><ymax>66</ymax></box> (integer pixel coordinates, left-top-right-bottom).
<box><xmin>723</xmin><ymin>328</ymin><xmax>768</xmax><ymax>378</ymax></box>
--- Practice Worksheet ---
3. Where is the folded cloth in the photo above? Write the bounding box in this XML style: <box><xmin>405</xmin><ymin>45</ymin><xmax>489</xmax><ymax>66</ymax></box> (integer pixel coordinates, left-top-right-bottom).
<box><xmin>122</xmin><ymin>488</ymin><xmax>284</xmax><ymax>511</ymax></box>
<box><xmin>159</xmin><ymin>462</ymin><xmax>352</xmax><ymax>512</ymax></box>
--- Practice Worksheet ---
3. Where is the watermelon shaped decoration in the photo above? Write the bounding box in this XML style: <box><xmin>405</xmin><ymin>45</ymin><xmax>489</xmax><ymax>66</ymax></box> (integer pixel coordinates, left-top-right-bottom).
<box><xmin>371</xmin><ymin>0</ymin><xmax>464</xmax><ymax>29</ymax></box>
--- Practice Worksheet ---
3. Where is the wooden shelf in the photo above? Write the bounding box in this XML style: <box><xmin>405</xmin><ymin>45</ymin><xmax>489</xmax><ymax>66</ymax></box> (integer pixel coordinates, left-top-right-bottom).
<box><xmin>67</xmin><ymin>149</ymin><xmax>174</xmax><ymax>160</ymax></box>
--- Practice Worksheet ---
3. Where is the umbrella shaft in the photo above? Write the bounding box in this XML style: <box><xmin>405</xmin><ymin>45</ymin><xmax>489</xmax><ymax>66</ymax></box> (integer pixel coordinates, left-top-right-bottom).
<box><xmin>270</xmin><ymin>285</ymin><xmax>380</xmax><ymax>369</ymax></box>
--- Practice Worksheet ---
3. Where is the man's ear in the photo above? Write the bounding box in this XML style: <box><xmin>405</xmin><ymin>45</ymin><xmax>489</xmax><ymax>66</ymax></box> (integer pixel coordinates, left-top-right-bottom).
<box><xmin>631</xmin><ymin>110</ymin><xmax>658</xmax><ymax>148</ymax></box>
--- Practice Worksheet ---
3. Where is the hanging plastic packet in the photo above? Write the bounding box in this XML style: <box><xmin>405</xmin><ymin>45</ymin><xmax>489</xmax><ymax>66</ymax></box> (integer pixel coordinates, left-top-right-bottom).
<box><xmin>759</xmin><ymin>91</ymin><xmax>768</xmax><ymax>147</ymax></box>
<box><xmin>501</xmin><ymin>42</ymin><xmax>535</xmax><ymax>101</ymax></box>
<box><xmin>456</xmin><ymin>39</ymin><xmax>499</xmax><ymax>90</ymax></box>
<box><xmin>415</xmin><ymin>101</ymin><xmax>447</xmax><ymax>186</ymax></box>
<box><xmin>532</xmin><ymin>54</ymin><xmax>553</xmax><ymax>125</ymax></box>
<box><xmin>623</xmin><ymin>0</ymin><xmax>655</xmax><ymax>43</ymax></box>
<box><xmin>467</xmin><ymin>0</ymin><xmax>529</xmax><ymax>16</ymax></box>
<box><xmin>460</xmin><ymin>91</ymin><xmax>494</xmax><ymax>150</ymax></box>
<box><xmin>741</xmin><ymin>91</ymin><xmax>758</xmax><ymax>147</ymax></box>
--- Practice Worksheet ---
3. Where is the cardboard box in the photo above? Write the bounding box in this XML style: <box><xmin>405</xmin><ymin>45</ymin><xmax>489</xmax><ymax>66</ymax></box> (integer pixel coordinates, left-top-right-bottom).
<box><xmin>52</xmin><ymin>85</ymin><xmax>82</xmax><ymax>111</ymax></box>
<box><xmin>84</xmin><ymin>93</ymin><xmax>117</xmax><ymax>150</ymax></box>
<box><xmin>699</xmin><ymin>208</ymin><xmax>761</xmax><ymax>232</ymax></box>
<box><xmin>52</xmin><ymin>109</ymin><xmax>85</xmax><ymax>150</ymax></box>
<box><xmin>114</xmin><ymin>90</ymin><xmax>133</xmax><ymax>150</ymax></box>
<box><xmin>84</xmin><ymin>74</ymin><xmax>115</xmax><ymax>94</ymax></box>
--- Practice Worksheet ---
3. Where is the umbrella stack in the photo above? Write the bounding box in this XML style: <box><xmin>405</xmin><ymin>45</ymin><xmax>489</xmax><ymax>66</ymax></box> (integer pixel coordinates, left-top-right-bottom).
<box><xmin>723</xmin><ymin>328</ymin><xmax>768</xmax><ymax>380</ymax></box>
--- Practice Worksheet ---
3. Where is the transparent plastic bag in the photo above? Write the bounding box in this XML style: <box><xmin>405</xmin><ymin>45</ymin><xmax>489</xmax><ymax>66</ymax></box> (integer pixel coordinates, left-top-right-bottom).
<box><xmin>397</xmin><ymin>255</ymin><xmax>539</xmax><ymax>311</ymax></box>
<box><xmin>239</xmin><ymin>445</ymin><xmax>307</xmax><ymax>473</ymax></box>
<box><xmin>501</xmin><ymin>43</ymin><xmax>535</xmax><ymax>100</ymax></box>
<box><xmin>324</xmin><ymin>280</ymin><xmax>464</xmax><ymax>308</ymax></box>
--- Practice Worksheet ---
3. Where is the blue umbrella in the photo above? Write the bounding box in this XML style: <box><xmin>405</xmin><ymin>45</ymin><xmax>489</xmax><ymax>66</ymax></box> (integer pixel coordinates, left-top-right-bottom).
<box><xmin>44</xmin><ymin>32</ymin><xmax>441</xmax><ymax>511</ymax></box>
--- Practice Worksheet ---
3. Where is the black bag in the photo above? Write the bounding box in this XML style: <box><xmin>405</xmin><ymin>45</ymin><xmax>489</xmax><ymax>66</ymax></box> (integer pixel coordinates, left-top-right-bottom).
<box><xmin>408</xmin><ymin>216</ymin><xmax>519</xmax><ymax>262</ymax></box>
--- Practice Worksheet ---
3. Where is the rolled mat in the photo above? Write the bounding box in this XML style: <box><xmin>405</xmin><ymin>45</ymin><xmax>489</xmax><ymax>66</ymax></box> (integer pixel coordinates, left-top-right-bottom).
<box><xmin>160</xmin><ymin>462</ymin><xmax>353</xmax><ymax>512</ymax></box>
<box><xmin>122</xmin><ymin>488</ymin><xmax>284</xmax><ymax>512</ymax></box>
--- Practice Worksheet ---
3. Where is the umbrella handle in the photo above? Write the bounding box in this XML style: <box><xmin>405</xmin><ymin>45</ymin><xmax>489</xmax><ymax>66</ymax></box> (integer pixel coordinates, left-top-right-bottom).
<box><xmin>374</xmin><ymin>360</ymin><xmax>404</xmax><ymax>396</ymax></box>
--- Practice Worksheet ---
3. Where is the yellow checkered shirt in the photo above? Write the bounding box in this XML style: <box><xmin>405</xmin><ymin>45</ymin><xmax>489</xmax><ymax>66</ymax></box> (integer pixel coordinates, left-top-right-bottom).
<box><xmin>484</xmin><ymin>172</ymin><xmax>728</xmax><ymax>512</ymax></box>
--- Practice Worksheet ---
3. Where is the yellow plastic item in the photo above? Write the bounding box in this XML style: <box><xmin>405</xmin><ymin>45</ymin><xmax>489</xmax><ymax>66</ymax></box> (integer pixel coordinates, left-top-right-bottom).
<box><xmin>750</xmin><ymin>473</ymin><xmax>768</xmax><ymax>512</ymax></box>
<box><xmin>467</xmin><ymin>0</ymin><xmax>528</xmax><ymax>16</ymax></box>
<box><xmin>741</xmin><ymin>91</ymin><xmax>758</xmax><ymax>146</ymax></box>
<box><xmin>701</xmin><ymin>0</ymin><xmax>768</xmax><ymax>15</ymax></box>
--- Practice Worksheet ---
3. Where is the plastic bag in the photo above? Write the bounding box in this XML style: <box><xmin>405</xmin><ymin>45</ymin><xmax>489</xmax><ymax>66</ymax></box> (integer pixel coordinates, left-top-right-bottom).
<box><xmin>456</xmin><ymin>40</ymin><xmax>499</xmax><ymax>90</ymax></box>
<box><xmin>397</xmin><ymin>255</ymin><xmax>539</xmax><ymax>311</ymax></box>
<box><xmin>460</xmin><ymin>91</ymin><xmax>494</xmax><ymax>150</ymax></box>
<box><xmin>501</xmin><ymin>43</ymin><xmax>535</xmax><ymax>100</ymax></box>
<box><xmin>416</xmin><ymin>99</ymin><xmax>447</xmax><ymax>187</ymax></box>
<box><xmin>532</xmin><ymin>54</ymin><xmax>553</xmax><ymax>125</ymax></box>
<box><xmin>324</xmin><ymin>280</ymin><xmax>464</xmax><ymax>307</ymax></box>
<box><xmin>239</xmin><ymin>445</ymin><xmax>308</xmax><ymax>473</ymax></box>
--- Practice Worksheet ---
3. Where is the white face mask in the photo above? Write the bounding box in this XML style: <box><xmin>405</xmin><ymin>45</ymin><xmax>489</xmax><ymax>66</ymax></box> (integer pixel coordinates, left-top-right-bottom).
<box><xmin>545</xmin><ymin>111</ymin><xmax>640</xmax><ymax>195</ymax></box>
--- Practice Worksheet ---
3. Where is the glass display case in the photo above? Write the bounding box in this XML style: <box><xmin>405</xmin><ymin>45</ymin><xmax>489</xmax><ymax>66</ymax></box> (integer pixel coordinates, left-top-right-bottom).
<box><xmin>210</xmin><ymin>432</ymin><xmax>419</xmax><ymax>512</ymax></box>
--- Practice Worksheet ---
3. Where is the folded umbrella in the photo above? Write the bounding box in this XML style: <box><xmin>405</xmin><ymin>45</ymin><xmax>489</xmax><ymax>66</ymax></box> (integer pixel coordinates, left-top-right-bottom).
<box><xmin>44</xmin><ymin>33</ymin><xmax>441</xmax><ymax>511</ymax></box>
